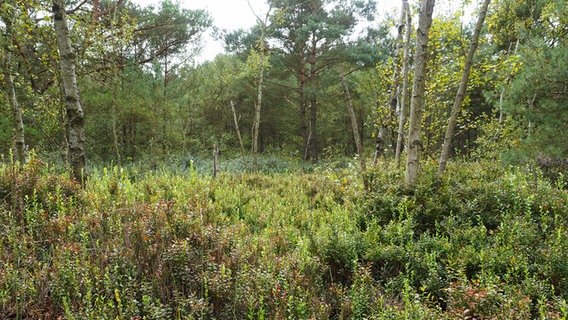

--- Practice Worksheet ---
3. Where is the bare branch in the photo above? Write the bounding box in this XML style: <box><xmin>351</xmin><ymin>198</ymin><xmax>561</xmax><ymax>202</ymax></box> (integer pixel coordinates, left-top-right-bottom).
<box><xmin>66</xmin><ymin>0</ymin><xmax>88</xmax><ymax>15</ymax></box>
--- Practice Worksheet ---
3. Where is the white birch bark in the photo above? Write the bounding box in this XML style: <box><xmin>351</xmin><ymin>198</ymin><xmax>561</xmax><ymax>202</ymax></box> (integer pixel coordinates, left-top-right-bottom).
<box><xmin>53</xmin><ymin>0</ymin><xmax>86</xmax><ymax>181</ymax></box>
<box><xmin>438</xmin><ymin>0</ymin><xmax>491</xmax><ymax>174</ymax></box>
<box><xmin>395</xmin><ymin>0</ymin><xmax>412</xmax><ymax>166</ymax></box>
<box><xmin>405</xmin><ymin>0</ymin><xmax>436</xmax><ymax>188</ymax></box>
<box><xmin>4</xmin><ymin>50</ymin><xmax>28</xmax><ymax>164</ymax></box>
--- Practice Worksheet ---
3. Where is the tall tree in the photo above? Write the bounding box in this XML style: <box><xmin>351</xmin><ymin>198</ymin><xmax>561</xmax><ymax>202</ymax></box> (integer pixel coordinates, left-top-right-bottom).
<box><xmin>1</xmin><ymin>8</ymin><xmax>28</xmax><ymax>163</ymax></box>
<box><xmin>53</xmin><ymin>0</ymin><xmax>86</xmax><ymax>181</ymax></box>
<box><xmin>340</xmin><ymin>72</ymin><xmax>367</xmax><ymax>183</ymax></box>
<box><xmin>500</xmin><ymin>1</ymin><xmax>568</xmax><ymax>157</ymax></box>
<box><xmin>405</xmin><ymin>0</ymin><xmax>435</xmax><ymax>188</ymax></box>
<box><xmin>248</xmin><ymin>1</ymin><xmax>273</xmax><ymax>171</ymax></box>
<box><xmin>269</xmin><ymin>0</ymin><xmax>375</xmax><ymax>163</ymax></box>
<box><xmin>438</xmin><ymin>0</ymin><xmax>491</xmax><ymax>174</ymax></box>
<box><xmin>3</xmin><ymin>44</ymin><xmax>28</xmax><ymax>163</ymax></box>
<box><xmin>374</xmin><ymin>0</ymin><xmax>407</xmax><ymax>162</ymax></box>
<box><xmin>394</xmin><ymin>0</ymin><xmax>412</xmax><ymax>166</ymax></box>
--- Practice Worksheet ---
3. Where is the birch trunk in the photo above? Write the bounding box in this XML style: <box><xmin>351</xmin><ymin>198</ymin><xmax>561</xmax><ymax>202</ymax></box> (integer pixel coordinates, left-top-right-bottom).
<box><xmin>253</xmin><ymin>51</ymin><xmax>264</xmax><ymax>172</ymax></box>
<box><xmin>438</xmin><ymin>0</ymin><xmax>491</xmax><ymax>174</ymax></box>
<box><xmin>376</xmin><ymin>0</ymin><xmax>407</xmax><ymax>162</ymax></box>
<box><xmin>405</xmin><ymin>0</ymin><xmax>436</xmax><ymax>188</ymax></box>
<box><xmin>248</xmin><ymin>1</ymin><xmax>271</xmax><ymax>171</ymax></box>
<box><xmin>53</xmin><ymin>0</ymin><xmax>86</xmax><ymax>181</ymax></box>
<box><xmin>395</xmin><ymin>0</ymin><xmax>412</xmax><ymax>166</ymax></box>
<box><xmin>4</xmin><ymin>51</ymin><xmax>28</xmax><ymax>164</ymax></box>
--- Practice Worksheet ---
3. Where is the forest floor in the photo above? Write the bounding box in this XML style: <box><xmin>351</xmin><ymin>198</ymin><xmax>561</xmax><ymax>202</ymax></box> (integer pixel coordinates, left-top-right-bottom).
<box><xmin>1</xmin><ymin>157</ymin><xmax>567</xmax><ymax>319</ymax></box>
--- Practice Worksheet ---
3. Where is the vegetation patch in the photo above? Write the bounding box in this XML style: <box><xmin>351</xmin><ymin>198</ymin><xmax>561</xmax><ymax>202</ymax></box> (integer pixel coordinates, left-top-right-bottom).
<box><xmin>1</xmin><ymin>159</ymin><xmax>567</xmax><ymax>319</ymax></box>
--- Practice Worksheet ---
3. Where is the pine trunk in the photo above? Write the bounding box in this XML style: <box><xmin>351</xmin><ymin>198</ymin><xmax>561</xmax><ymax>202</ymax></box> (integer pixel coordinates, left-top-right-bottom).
<box><xmin>53</xmin><ymin>0</ymin><xmax>86</xmax><ymax>181</ymax></box>
<box><xmin>405</xmin><ymin>0</ymin><xmax>435</xmax><ymax>188</ymax></box>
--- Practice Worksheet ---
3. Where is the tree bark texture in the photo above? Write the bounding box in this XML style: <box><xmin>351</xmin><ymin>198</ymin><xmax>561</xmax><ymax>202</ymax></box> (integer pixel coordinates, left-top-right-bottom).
<box><xmin>373</xmin><ymin>126</ymin><xmax>388</xmax><ymax>164</ymax></box>
<box><xmin>253</xmin><ymin>48</ymin><xmax>264</xmax><ymax>172</ymax></box>
<box><xmin>438</xmin><ymin>0</ymin><xmax>491</xmax><ymax>174</ymax></box>
<box><xmin>395</xmin><ymin>0</ymin><xmax>412</xmax><ymax>166</ymax></box>
<box><xmin>53</xmin><ymin>0</ymin><xmax>86</xmax><ymax>181</ymax></box>
<box><xmin>213</xmin><ymin>144</ymin><xmax>219</xmax><ymax>179</ymax></box>
<box><xmin>405</xmin><ymin>0</ymin><xmax>435</xmax><ymax>188</ymax></box>
<box><xmin>4</xmin><ymin>50</ymin><xmax>28</xmax><ymax>164</ymax></box>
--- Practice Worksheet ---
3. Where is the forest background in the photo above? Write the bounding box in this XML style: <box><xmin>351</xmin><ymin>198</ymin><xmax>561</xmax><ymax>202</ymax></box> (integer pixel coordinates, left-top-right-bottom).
<box><xmin>1</xmin><ymin>0</ymin><xmax>568</xmax><ymax>318</ymax></box>
<box><xmin>1</xmin><ymin>0</ymin><xmax>566</xmax><ymax>174</ymax></box>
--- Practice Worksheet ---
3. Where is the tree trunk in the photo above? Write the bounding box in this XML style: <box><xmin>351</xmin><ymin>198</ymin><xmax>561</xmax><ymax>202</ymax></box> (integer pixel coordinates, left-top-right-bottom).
<box><xmin>395</xmin><ymin>0</ymin><xmax>412</xmax><ymax>166</ymax></box>
<box><xmin>405</xmin><ymin>0</ymin><xmax>436</xmax><ymax>188</ymax></box>
<box><xmin>308</xmin><ymin>35</ymin><xmax>318</xmax><ymax>164</ymax></box>
<box><xmin>230</xmin><ymin>101</ymin><xmax>247</xmax><ymax>172</ymax></box>
<box><xmin>299</xmin><ymin>65</ymin><xmax>309</xmax><ymax>161</ymax></box>
<box><xmin>253</xmin><ymin>49</ymin><xmax>264</xmax><ymax>172</ymax></box>
<box><xmin>341</xmin><ymin>73</ymin><xmax>367</xmax><ymax>179</ymax></box>
<box><xmin>249</xmin><ymin>1</ymin><xmax>271</xmax><ymax>172</ymax></box>
<box><xmin>376</xmin><ymin>0</ymin><xmax>407</xmax><ymax>163</ymax></box>
<box><xmin>111</xmin><ymin>91</ymin><xmax>121</xmax><ymax>167</ymax></box>
<box><xmin>373</xmin><ymin>126</ymin><xmax>388</xmax><ymax>164</ymax></box>
<box><xmin>213</xmin><ymin>144</ymin><xmax>219</xmax><ymax>179</ymax></box>
<box><xmin>4</xmin><ymin>50</ymin><xmax>28</xmax><ymax>164</ymax></box>
<box><xmin>53</xmin><ymin>0</ymin><xmax>86</xmax><ymax>181</ymax></box>
<box><xmin>438</xmin><ymin>0</ymin><xmax>491</xmax><ymax>174</ymax></box>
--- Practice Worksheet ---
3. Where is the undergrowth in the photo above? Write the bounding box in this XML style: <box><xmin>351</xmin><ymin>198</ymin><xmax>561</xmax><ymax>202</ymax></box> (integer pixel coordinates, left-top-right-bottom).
<box><xmin>1</xmin><ymin>157</ymin><xmax>567</xmax><ymax>319</ymax></box>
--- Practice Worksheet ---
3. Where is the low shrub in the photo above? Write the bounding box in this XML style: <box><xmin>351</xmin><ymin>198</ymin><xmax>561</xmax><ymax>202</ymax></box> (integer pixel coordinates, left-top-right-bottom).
<box><xmin>1</xmin><ymin>157</ymin><xmax>567</xmax><ymax>318</ymax></box>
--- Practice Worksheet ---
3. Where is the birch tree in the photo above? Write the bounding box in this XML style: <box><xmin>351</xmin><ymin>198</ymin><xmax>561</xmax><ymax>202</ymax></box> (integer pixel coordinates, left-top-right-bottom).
<box><xmin>438</xmin><ymin>0</ymin><xmax>491</xmax><ymax>174</ymax></box>
<box><xmin>53</xmin><ymin>0</ymin><xmax>86</xmax><ymax>181</ymax></box>
<box><xmin>405</xmin><ymin>0</ymin><xmax>435</xmax><ymax>188</ymax></box>
<box><xmin>3</xmin><ymin>48</ymin><xmax>28</xmax><ymax>164</ymax></box>
<box><xmin>248</xmin><ymin>1</ymin><xmax>272</xmax><ymax>171</ymax></box>
<box><xmin>374</xmin><ymin>0</ymin><xmax>407</xmax><ymax>162</ymax></box>
<box><xmin>394</xmin><ymin>0</ymin><xmax>412</xmax><ymax>166</ymax></box>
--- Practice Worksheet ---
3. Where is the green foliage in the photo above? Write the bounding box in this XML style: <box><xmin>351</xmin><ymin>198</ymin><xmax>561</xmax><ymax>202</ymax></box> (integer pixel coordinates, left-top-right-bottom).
<box><xmin>505</xmin><ymin>44</ymin><xmax>568</xmax><ymax>158</ymax></box>
<box><xmin>1</xmin><ymin>158</ymin><xmax>568</xmax><ymax>318</ymax></box>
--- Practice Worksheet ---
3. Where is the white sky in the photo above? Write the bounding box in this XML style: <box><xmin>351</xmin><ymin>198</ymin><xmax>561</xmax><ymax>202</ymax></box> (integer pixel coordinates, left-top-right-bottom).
<box><xmin>133</xmin><ymin>0</ymin><xmax>403</xmax><ymax>62</ymax></box>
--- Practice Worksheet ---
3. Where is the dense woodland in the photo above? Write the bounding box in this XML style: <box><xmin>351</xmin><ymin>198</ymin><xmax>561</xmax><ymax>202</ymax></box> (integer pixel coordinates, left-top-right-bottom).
<box><xmin>1</xmin><ymin>0</ymin><xmax>568</xmax><ymax>319</ymax></box>
<box><xmin>1</xmin><ymin>0</ymin><xmax>566</xmax><ymax>173</ymax></box>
